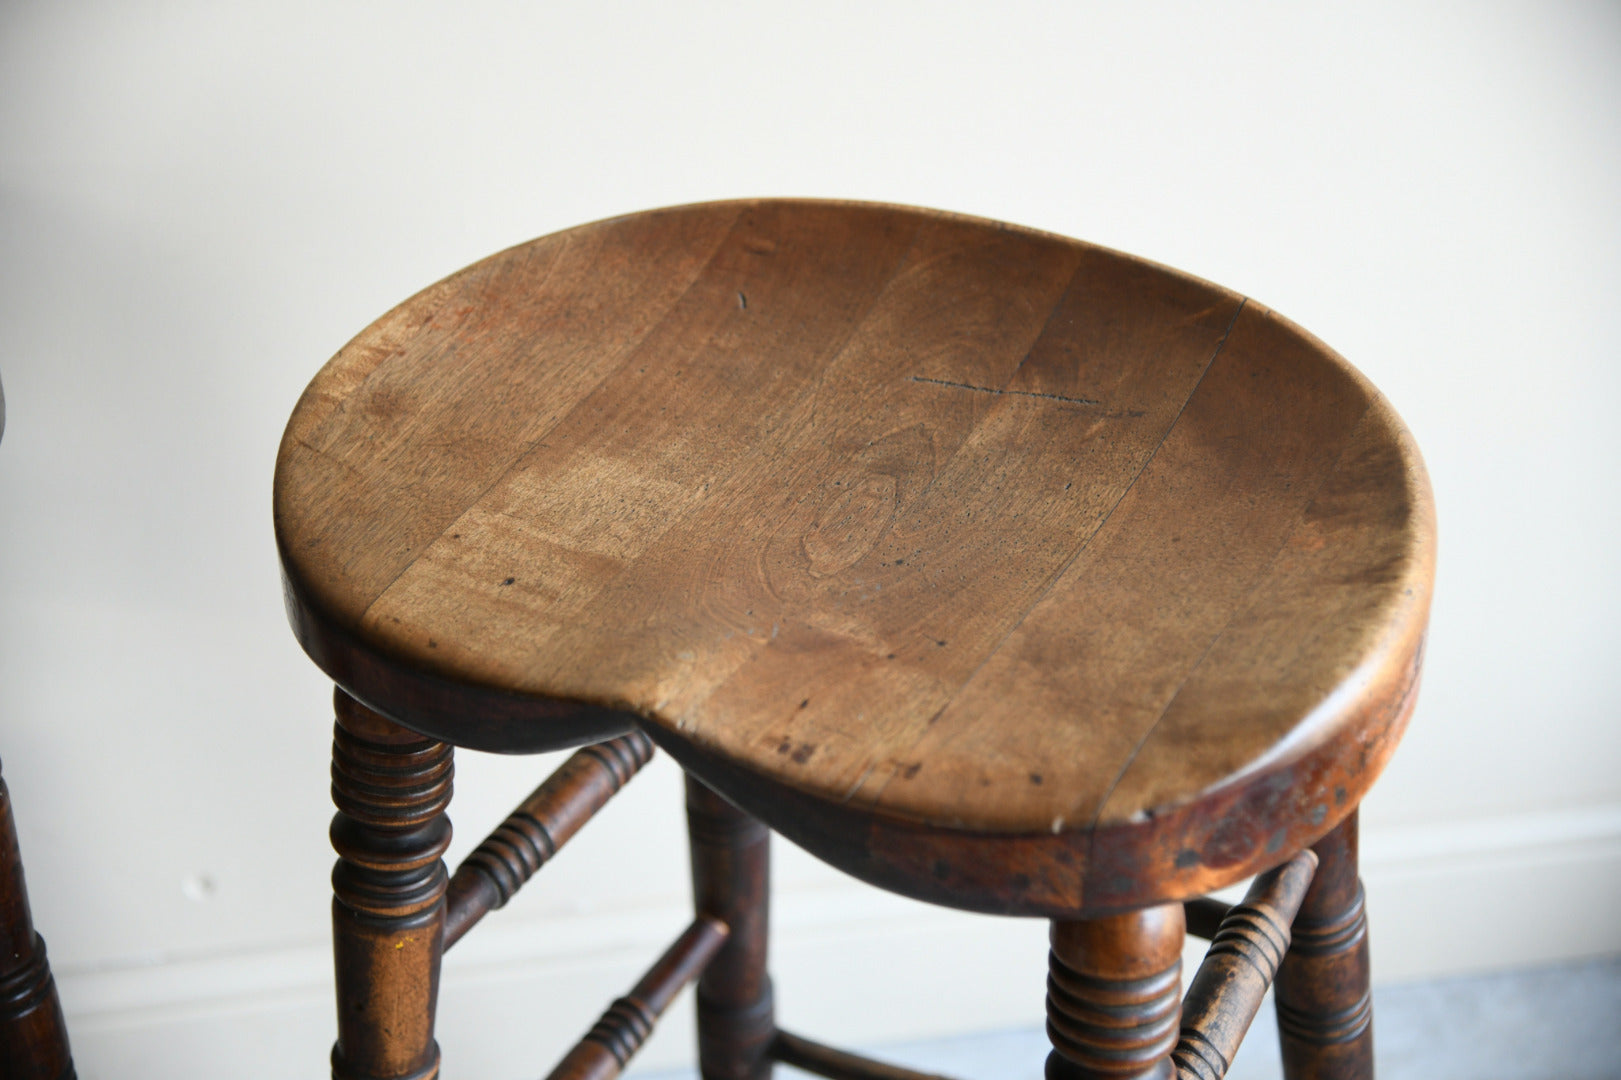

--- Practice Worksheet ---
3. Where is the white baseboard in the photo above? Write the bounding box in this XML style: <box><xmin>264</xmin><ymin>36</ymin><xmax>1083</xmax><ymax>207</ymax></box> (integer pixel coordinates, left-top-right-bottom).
<box><xmin>57</xmin><ymin>805</ymin><xmax>1621</xmax><ymax>1079</ymax></box>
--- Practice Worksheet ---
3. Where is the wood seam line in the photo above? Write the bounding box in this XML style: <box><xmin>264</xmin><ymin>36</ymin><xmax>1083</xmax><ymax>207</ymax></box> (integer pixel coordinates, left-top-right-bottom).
<box><xmin>353</xmin><ymin>211</ymin><xmax>744</xmax><ymax>622</ymax></box>
<box><xmin>285</xmin><ymin>232</ymin><xmax>573</xmax><ymax>509</ymax></box>
<box><xmin>832</xmin><ymin>252</ymin><xmax>1095</xmax><ymax>811</ymax></box>
<box><xmin>789</xmin><ymin>235</ymin><xmax>1081</xmax><ymax>557</ymax></box>
<box><xmin>852</xmin><ymin>253</ymin><xmax>1115</xmax><ymax>813</ymax></box>
<box><xmin>880</xmin><ymin>295</ymin><xmax>1248</xmax><ymax>808</ymax></box>
<box><xmin>358</xmin><ymin>210</ymin><xmax>929</xmax><ymax>638</ymax></box>
<box><xmin>1064</xmin><ymin>293</ymin><xmax>1251</xmax><ymax>832</ymax></box>
<box><xmin>995</xmin><ymin>253</ymin><xmax>1092</xmax><ymax>393</ymax></box>
<box><xmin>316</xmin><ymin>231</ymin><xmax>569</xmax><ymax>469</ymax></box>
<box><xmin>754</xmin><ymin>221</ymin><xmax>933</xmax><ymax>451</ymax></box>
<box><xmin>1082</xmin><ymin>380</ymin><xmax>1377</xmax><ymax>836</ymax></box>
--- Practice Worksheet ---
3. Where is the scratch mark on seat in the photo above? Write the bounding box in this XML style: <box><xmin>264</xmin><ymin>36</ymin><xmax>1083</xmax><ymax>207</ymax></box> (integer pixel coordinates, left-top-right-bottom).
<box><xmin>908</xmin><ymin>376</ymin><xmax>1104</xmax><ymax>407</ymax></box>
<box><xmin>840</xmin><ymin>762</ymin><xmax>879</xmax><ymax>804</ymax></box>
<box><xmin>892</xmin><ymin>298</ymin><xmax>1249</xmax><ymax>813</ymax></box>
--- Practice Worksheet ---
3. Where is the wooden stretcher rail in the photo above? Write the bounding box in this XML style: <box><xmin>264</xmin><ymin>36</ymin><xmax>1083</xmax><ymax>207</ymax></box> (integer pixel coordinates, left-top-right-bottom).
<box><xmin>444</xmin><ymin>729</ymin><xmax>655</xmax><ymax>948</ymax></box>
<box><xmin>1183</xmin><ymin>897</ymin><xmax>1232</xmax><ymax>941</ymax></box>
<box><xmin>770</xmin><ymin>1030</ymin><xmax>962</xmax><ymax>1080</ymax></box>
<box><xmin>543</xmin><ymin>916</ymin><xmax>730</xmax><ymax>1080</ymax></box>
<box><xmin>1173</xmin><ymin>850</ymin><xmax>1319</xmax><ymax>1080</ymax></box>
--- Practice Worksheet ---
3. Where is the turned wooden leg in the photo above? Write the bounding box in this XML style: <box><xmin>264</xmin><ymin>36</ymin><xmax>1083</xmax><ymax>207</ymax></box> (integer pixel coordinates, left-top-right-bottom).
<box><xmin>0</xmin><ymin>757</ymin><xmax>74</xmax><ymax>1080</ymax></box>
<box><xmin>1274</xmin><ymin>812</ymin><xmax>1373</xmax><ymax>1080</ymax></box>
<box><xmin>329</xmin><ymin>690</ymin><xmax>453</xmax><ymax>1080</ymax></box>
<box><xmin>1046</xmin><ymin>904</ymin><xmax>1184</xmax><ymax>1080</ymax></box>
<box><xmin>685</xmin><ymin>775</ymin><xmax>774</xmax><ymax>1080</ymax></box>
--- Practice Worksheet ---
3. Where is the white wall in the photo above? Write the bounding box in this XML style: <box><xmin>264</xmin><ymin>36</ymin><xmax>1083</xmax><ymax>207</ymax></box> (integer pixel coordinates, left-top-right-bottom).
<box><xmin>1</xmin><ymin>3</ymin><xmax>1617</xmax><ymax>1077</ymax></box>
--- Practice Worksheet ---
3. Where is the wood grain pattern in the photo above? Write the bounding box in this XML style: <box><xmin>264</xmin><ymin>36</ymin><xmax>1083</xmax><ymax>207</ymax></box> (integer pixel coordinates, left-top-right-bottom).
<box><xmin>1172</xmin><ymin>851</ymin><xmax>1318</xmax><ymax>1080</ymax></box>
<box><xmin>277</xmin><ymin>199</ymin><xmax>1434</xmax><ymax>913</ymax></box>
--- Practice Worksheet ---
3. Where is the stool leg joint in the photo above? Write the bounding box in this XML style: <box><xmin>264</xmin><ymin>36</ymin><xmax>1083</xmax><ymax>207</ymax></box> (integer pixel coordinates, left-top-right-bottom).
<box><xmin>1273</xmin><ymin>812</ymin><xmax>1375</xmax><ymax>1079</ymax></box>
<box><xmin>443</xmin><ymin>730</ymin><xmax>654</xmax><ymax>949</ymax></box>
<box><xmin>329</xmin><ymin>688</ymin><xmax>452</xmax><ymax>1080</ymax></box>
<box><xmin>687</xmin><ymin>775</ymin><xmax>775</xmax><ymax>1080</ymax></box>
<box><xmin>1171</xmin><ymin>850</ymin><xmax>1318</xmax><ymax>1080</ymax></box>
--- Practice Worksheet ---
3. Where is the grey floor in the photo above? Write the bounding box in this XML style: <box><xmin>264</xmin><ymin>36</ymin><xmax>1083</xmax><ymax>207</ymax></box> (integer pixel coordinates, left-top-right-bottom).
<box><xmin>642</xmin><ymin>957</ymin><xmax>1621</xmax><ymax>1080</ymax></box>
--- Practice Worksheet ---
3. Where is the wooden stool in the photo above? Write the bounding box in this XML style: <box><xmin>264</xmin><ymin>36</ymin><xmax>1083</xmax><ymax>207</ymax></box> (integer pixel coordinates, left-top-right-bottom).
<box><xmin>0</xmin><ymin>376</ymin><xmax>77</xmax><ymax>1080</ymax></box>
<box><xmin>274</xmin><ymin>200</ymin><xmax>1433</xmax><ymax>1080</ymax></box>
<box><xmin>0</xmin><ymin>757</ymin><xmax>74</xmax><ymax>1080</ymax></box>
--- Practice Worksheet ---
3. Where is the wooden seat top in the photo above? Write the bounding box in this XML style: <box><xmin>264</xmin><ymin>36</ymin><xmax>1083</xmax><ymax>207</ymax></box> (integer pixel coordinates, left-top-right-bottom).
<box><xmin>276</xmin><ymin>200</ymin><xmax>1434</xmax><ymax>914</ymax></box>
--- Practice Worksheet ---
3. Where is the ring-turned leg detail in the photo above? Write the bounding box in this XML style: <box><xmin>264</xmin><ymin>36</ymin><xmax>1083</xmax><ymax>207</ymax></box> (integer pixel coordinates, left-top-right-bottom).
<box><xmin>0</xmin><ymin>757</ymin><xmax>75</xmax><ymax>1080</ymax></box>
<box><xmin>1046</xmin><ymin>904</ymin><xmax>1185</xmax><ymax>1080</ymax></box>
<box><xmin>1274</xmin><ymin>812</ymin><xmax>1373</xmax><ymax>1080</ymax></box>
<box><xmin>686</xmin><ymin>775</ymin><xmax>774</xmax><ymax>1080</ymax></box>
<box><xmin>329</xmin><ymin>690</ymin><xmax>453</xmax><ymax>1080</ymax></box>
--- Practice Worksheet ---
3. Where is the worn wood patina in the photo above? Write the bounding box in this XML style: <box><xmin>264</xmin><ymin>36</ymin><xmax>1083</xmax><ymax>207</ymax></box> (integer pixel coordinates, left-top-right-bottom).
<box><xmin>276</xmin><ymin>200</ymin><xmax>1431</xmax><ymax>1080</ymax></box>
